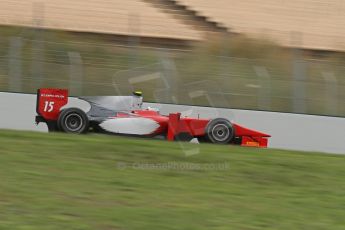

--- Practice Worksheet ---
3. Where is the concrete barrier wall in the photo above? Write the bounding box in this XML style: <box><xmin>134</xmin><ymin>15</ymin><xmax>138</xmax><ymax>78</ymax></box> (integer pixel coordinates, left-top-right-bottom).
<box><xmin>1</xmin><ymin>92</ymin><xmax>344</xmax><ymax>154</ymax></box>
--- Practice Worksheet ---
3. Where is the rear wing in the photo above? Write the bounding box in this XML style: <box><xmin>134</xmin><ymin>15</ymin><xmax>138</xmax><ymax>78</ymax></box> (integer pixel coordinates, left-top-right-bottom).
<box><xmin>36</xmin><ymin>88</ymin><xmax>68</xmax><ymax>121</ymax></box>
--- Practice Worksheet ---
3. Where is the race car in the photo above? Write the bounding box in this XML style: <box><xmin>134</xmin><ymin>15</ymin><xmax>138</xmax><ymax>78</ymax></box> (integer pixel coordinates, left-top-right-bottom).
<box><xmin>35</xmin><ymin>88</ymin><xmax>270</xmax><ymax>147</ymax></box>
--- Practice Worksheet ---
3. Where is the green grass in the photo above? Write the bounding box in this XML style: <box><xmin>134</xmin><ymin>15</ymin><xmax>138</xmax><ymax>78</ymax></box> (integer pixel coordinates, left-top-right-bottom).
<box><xmin>0</xmin><ymin>130</ymin><xmax>344</xmax><ymax>230</ymax></box>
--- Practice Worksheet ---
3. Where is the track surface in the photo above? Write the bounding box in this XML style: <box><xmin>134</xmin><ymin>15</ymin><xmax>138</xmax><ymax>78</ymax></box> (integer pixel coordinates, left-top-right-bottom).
<box><xmin>1</xmin><ymin>92</ymin><xmax>345</xmax><ymax>154</ymax></box>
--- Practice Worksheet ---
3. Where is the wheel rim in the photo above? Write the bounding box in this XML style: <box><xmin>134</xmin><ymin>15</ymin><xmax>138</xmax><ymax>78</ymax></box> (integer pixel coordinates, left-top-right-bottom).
<box><xmin>211</xmin><ymin>124</ymin><xmax>230</xmax><ymax>142</ymax></box>
<box><xmin>64</xmin><ymin>113</ymin><xmax>83</xmax><ymax>132</ymax></box>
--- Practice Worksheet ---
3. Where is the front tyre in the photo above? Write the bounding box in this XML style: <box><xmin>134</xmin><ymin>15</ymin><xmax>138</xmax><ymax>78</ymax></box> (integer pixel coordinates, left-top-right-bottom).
<box><xmin>204</xmin><ymin>118</ymin><xmax>234</xmax><ymax>144</ymax></box>
<box><xmin>58</xmin><ymin>108</ymin><xmax>89</xmax><ymax>134</ymax></box>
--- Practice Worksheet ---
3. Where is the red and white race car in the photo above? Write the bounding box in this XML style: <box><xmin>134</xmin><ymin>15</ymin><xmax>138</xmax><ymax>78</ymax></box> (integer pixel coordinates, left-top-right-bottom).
<box><xmin>35</xmin><ymin>88</ymin><xmax>270</xmax><ymax>147</ymax></box>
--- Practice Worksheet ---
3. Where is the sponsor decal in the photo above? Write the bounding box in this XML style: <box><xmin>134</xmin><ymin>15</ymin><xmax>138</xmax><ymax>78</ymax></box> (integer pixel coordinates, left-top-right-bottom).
<box><xmin>40</xmin><ymin>94</ymin><xmax>65</xmax><ymax>98</ymax></box>
<box><xmin>245</xmin><ymin>141</ymin><xmax>260</xmax><ymax>147</ymax></box>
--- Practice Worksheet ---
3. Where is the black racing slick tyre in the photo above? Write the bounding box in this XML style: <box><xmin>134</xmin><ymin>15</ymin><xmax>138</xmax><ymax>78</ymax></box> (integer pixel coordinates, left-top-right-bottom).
<box><xmin>57</xmin><ymin>108</ymin><xmax>89</xmax><ymax>134</ymax></box>
<box><xmin>204</xmin><ymin>118</ymin><xmax>234</xmax><ymax>144</ymax></box>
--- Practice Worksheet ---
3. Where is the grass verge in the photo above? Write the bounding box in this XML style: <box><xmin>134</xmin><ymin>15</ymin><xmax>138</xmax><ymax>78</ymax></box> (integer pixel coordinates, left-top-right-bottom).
<box><xmin>0</xmin><ymin>130</ymin><xmax>344</xmax><ymax>229</ymax></box>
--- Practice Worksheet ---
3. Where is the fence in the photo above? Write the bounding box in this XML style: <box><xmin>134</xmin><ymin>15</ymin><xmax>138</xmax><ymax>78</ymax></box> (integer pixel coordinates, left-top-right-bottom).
<box><xmin>0</xmin><ymin>32</ymin><xmax>344</xmax><ymax>117</ymax></box>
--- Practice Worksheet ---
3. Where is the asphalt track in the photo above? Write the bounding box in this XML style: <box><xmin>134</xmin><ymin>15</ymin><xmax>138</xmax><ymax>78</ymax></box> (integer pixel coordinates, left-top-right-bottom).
<box><xmin>1</xmin><ymin>92</ymin><xmax>344</xmax><ymax>154</ymax></box>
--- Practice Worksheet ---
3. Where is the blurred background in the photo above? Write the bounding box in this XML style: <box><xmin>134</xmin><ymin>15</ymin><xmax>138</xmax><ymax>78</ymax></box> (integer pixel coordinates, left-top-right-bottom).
<box><xmin>0</xmin><ymin>0</ymin><xmax>345</xmax><ymax>116</ymax></box>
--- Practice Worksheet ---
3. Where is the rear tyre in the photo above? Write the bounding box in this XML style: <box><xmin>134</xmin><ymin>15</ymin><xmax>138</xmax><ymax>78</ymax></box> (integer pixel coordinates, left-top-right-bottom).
<box><xmin>58</xmin><ymin>108</ymin><xmax>89</xmax><ymax>134</ymax></box>
<box><xmin>204</xmin><ymin>118</ymin><xmax>234</xmax><ymax>144</ymax></box>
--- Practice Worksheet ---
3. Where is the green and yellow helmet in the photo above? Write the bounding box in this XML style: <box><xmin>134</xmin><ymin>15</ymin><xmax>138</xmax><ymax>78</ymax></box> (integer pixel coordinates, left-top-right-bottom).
<box><xmin>133</xmin><ymin>91</ymin><xmax>142</xmax><ymax>97</ymax></box>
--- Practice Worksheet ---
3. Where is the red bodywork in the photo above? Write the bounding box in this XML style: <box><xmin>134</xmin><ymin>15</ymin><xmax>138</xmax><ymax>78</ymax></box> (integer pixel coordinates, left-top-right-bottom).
<box><xmin>37</xmin><ymin>88</ymin><xmax>68</xmax><ymax>121</ymax></box>
<box><xmin>36</xmin><ymin>88</ymin><xmax>271</xmax><ymax>147</ymax></box>
<box><xmin>132</xmin><ymin>111</ymin><xmax>270</xmax><ymax>148</ymax></box>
